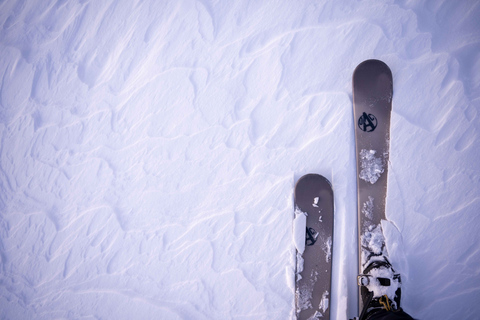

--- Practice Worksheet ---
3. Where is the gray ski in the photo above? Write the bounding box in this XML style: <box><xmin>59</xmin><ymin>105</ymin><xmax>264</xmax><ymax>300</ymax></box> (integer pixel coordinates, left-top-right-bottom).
<box><xmin>294</xmin><ymin>174</ymin><xmax>334</xmax><ymax>320</ymax></box>
<box><xmin>352</xmin><ymin>59</ymin><xmax>393</xmax><ymax>314</ymax></box>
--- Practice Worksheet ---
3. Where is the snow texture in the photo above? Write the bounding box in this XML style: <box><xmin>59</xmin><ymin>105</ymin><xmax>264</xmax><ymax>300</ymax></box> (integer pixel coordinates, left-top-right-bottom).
<box><xmin>362</xmin><ymin>196</ymin><xmax>375</xmax><ymax>220</ymax></box>
<box><xmin>323</xmin><ymin>236</ymin><xmax>332</xmax><ymax>263</ymax></box>
<box><xmin>296</xmin><ymin>252</ymin><xmax>305</xmax><ymax>281</ymax></box>
<box><xmin>1</xmin><ymin>0</ymin><xmax>480</xmax><ymax>319</ymax></box>
<box><xmin>307</xmin><ymin>310</ymin><xmax>324</xmax><ymax>320</ymax></box>
<box><xmin>296</xmin><ymin>283</ymin><xmax>314</xmax><ymax>313</ymax></box>
<box><xmin>361</xmin><ymin>224</ymin><xmax>386</xmax><ymax>266</ymax></box>
<box><xmin>293</xmin><ymin>207</ymin><xmax>307</xmax><ymax>256</ymax></box>
<box><xmin>319</xmin><ymin>290</ymin><xmax>330</xmax><ymax>314</ymax></box>
<box><xmin>304</xmin><ymin>290</ymin><xmax>329</xmax><ymax>320</ymax></box>
<box><xmin>364</xmin><ymin>265</ymin><xmax>400</xmax><ymax>308</ymax></box>
<box><xmin>359</xmin><ymin>149</ymin><xmax>384</xmax><ymax>184</ymax></box>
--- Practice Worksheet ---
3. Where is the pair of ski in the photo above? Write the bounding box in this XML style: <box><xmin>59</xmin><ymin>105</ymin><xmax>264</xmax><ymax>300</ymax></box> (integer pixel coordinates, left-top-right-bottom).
<box><xmin>294</xmin><ymin>60</ymin><xmax>393</xmax><ymax>320</ymax></box>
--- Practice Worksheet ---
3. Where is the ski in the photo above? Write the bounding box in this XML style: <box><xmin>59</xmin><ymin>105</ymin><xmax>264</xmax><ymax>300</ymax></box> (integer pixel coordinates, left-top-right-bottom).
<box><xmin>294</xmin><ymin>174</ymin><xmax>334</xmax><ymax>320</ymax></box>
<box><xmin>352</xmin><ymin>59</ymin><xmax>393</xmax><ymax>314</ymax></box>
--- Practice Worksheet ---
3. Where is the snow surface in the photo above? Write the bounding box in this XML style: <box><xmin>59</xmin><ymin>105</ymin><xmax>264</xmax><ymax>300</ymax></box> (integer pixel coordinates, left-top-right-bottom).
<box><xmin>1</xmin><ymin>0</ymin><xmax>479</xmax><ymax>319</ymax></box>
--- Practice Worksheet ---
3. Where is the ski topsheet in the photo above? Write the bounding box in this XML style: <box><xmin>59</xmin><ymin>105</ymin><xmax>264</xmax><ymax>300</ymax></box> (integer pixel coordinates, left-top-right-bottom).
<box><xmin>294</xmin><ymin>174</ymin><xmax>334</xmax><ymax>320</ymax></box>
<box><xmin>352</xmin><ymin>60</ymin><xmax>393</xmax><ymax>313</ymax></box>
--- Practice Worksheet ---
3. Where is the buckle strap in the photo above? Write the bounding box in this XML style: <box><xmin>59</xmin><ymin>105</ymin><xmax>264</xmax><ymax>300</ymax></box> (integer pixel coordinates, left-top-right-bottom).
<box><xmin>379</xmin><ymin>295</ymin><xmax>392</xmax><ymax>311</ymax></box>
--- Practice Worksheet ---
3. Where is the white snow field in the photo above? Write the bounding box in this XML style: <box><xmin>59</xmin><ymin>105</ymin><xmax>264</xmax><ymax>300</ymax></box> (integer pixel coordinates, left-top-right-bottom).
<box><xmin>1</xmin><ymin>0</ymin><xmax>479</xmax><ymax>319</ymax></box>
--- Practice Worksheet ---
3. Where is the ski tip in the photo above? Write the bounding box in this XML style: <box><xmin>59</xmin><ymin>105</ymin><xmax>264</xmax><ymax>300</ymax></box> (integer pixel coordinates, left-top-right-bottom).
<box><xmin>295</xmin><ymin>173</ymin><xmax>331</xmax><ymax>188</ymax></box>
<box><xmin>353</xmin><ymin>59</ymin><xmax>392</xmax><ymax>77</ymax></box>
<box><xmin>294</xmin><ymin>174</ymin><xmax>333</xmax><ymax>203</ymax></box>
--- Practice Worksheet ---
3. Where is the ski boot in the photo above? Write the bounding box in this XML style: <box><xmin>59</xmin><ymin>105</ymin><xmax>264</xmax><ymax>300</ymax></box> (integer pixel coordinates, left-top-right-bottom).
<box><xmin>356</xmin><ymin>256</ymin><xmax>402</xmax><ymax>320</ymax></box>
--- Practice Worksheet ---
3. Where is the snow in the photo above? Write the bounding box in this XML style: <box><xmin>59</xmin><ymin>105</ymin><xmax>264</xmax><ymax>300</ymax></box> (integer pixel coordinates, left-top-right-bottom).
<box><xmin>319</xmin><ymin>290</ymin><xmax>330</xmax><ymax>315</ymax></box>
<box><xmin>296</xmin><ymin>282</ymin><xmax>314</xmax><ymax>313</ymax></box>
<box><xmin>323</xmin><ymin>236</ymin><xmax>332</xmax><ymax>263</ymax></box>
<box><xmin>293</xmin><ymin>208</ymin><xmax>307</xmax><ymax>255</ymax></box>
<box><xmin>359</xmin><ymin>149</ymin><xmax>385</xmax><ymax>184</ymax></box>
<box><xmin>362</xmin><ymin>196</ymin><xmax>375</xmax><ymax>220</ymax></box>
<box><xmin>363</xmin><ymin>265</ymin><xmax>401</xmax><ymax>308</ymax></box>
<box><xmin>361</xmin><ymin>224</ymin><xmax>386</xmax><ymax>266</ymax></box>
<box><xmin>296</xmin><ymin>252</ymin><xmax>305</xmax><ymax>281</ymax></box>
<box><xmin>0</xmin><ymin>0</ymin><xmax>479</xmax><ymax>319</ymax></box>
